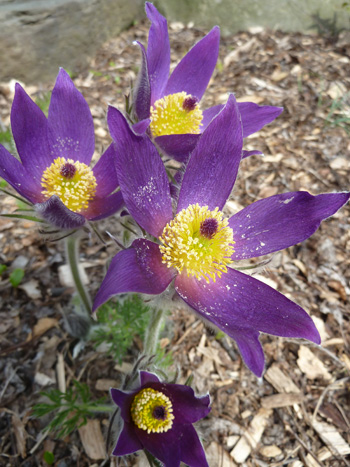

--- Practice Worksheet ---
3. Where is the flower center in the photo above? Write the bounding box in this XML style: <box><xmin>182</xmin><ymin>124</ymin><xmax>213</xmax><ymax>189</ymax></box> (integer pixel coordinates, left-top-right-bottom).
<box><xmin>131</xmin><ymin>388</ymin><xmax>174</xmax><ymax>434</ymax></box>
<box><xmin>149</xmin><ymin>92</ymin><xmax>203</xmax><ymax>137</ymax></box>
<box><xmin>41</xmin><ymin>157</ymin><xmax>97</xmax><ymax>212</ymax></box>
<box><xmin>159</xmin><ymin>204</ymin><xmax>235</xmax><ymax>283</ymax></box>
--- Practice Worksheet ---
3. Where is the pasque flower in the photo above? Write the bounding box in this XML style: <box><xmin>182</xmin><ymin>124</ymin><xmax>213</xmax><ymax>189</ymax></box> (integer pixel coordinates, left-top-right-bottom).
<box><xmin>132</xmin><ymin>2</ymin><xmax>283</xmax><ymax>161</ymax></box>
<box><xmin>94</xmin><ymin>94</ymin><xmax>349</xmax><ymax>377</ymax></box>
<box><xmin>0</xmin><ymin>68</ymin><xmax>122</xmax><ymax>230</ymax></box>
<box><xmin>110</xmin><ymin>370</ymin><xmax>210</xmax><ymax>466</ymax></box>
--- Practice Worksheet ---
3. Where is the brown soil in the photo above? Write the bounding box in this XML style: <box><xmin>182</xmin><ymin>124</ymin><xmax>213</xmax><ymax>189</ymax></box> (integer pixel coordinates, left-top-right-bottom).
<box><xmin>0</xmin><ymin>17</ymin><xmax>349</xmax><ymax>467</ymax></box>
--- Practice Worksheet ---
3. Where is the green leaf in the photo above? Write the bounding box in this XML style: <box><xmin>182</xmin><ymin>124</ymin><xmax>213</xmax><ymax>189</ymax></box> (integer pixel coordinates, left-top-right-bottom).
<box><xmin>215</xmin><ymin>331</ymin><xmax>226</xmax><ymax>340</ymax></box>
<box><xmin>43</xmin><ymin>451</ymin><xmax>55</xmax><ymax>465</ymax></box>
<box><xmin>33</xmin><ymin>380</ymin><xmax>107</xmax><ymax>438</ymax></box>
<box><xmin>90</xmin><ymin>295</ymin><xmax>151</xmax><ymax>363</ymax></box>
<box><xmin>35</xmin><ymin>92</ymin><xmax>51</xmax><ymax>116</ymax></box>
<box><xmin>1</xmin><ymin>213</ymin><xmax>46</xmax><ymax>223</ymax></box>
<box><xmin>0</xmin><ymin>264</ymin><xmax>7</xmax><ymax>275</ymax></box>
<box><xmin>9</xmin><ymin>268</ymin><xmax>25</xmax><ymax>287</ymax></box>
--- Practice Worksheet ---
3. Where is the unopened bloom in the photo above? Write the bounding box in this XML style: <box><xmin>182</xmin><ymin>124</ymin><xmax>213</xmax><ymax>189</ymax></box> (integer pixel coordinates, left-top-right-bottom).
<box><xmin>110</xmin><ymin>371</ymin><xmax>210</xmax><ymax>466</ymax></box>
<box><xmin>133</xmin><ymin>2</ymin><xmax>283</xmax><ymax>161</ymax></box>
<box><xmin>0</xmin><ymin>69</ymin><xmax>122</xmax><ymax>230</ymax></box>
<box><xmin>94</xmin><ymin>94</ymin><xmax>349</xmax><ymax>377</ymax></box>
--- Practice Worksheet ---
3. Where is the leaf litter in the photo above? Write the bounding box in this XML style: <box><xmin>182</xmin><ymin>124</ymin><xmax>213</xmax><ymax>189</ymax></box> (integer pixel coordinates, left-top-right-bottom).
<box><xmin>0</xmin><ymin>18</ymin><xmax>349</xmax><ymax>467</ymax></box>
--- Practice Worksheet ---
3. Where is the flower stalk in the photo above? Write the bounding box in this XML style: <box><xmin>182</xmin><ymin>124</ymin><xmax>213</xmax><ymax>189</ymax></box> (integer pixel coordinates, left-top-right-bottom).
<box><xmin>143</xmin><ymin>308</ymin><xmax>166</xmax><ymax>356</ymax></box>
<box><xmin>65</xmin><ymin>233</ymin><xmax>92</xmax><ymax>316</ymax></box>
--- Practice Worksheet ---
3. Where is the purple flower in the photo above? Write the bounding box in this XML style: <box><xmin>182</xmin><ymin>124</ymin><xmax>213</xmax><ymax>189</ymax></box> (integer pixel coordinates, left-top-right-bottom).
<box><xmin>132</xmin><ymin>2</ymin><xmax>283</xmax><ymax>162</ymax></box>
<box><xmin>94</xmin><ymin>94</ymin><xmax>350</xmax><ymax>377</ymax></box>
<box><xmin>0</xmin><ymin>68</ymin><xmax>123</xmax><ymax>230</ymax></box>
<box><xmin>110</xmin><ymin>370</ymin><xmax>210</xmax><ymax>467</ymax></box>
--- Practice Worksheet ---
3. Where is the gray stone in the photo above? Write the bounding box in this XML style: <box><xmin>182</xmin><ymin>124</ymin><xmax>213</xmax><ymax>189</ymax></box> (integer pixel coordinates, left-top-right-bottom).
<box><xmin>154</xmin><ymin>0</ymin><xmax>350</xmax><ymax>37</ymax></box>
<box><xmin>0</xmin><ymin>0</ymin><xmax>145</xmax><ymax>83</ymax></box>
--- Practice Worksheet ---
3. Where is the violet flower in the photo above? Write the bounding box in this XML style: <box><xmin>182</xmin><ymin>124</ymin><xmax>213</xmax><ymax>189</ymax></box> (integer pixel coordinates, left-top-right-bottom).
<box><xmin>94</xmin><ymin>95</ymin><xmax>349</xmax><ymax>377</ymax></box>
<box><xmin>0</xmin><ymin>68</ymin><xmax>122</xmax><ymax>230</ymax></box>
<box><xmin>133</xmin><ymin>2</ymin><xmax>283</xmax><ymax>161</ymax></box>
<box><xmin>111</xmin><ymin>370</ymin><xmax>210</xmax><ymax>466</ymax></box>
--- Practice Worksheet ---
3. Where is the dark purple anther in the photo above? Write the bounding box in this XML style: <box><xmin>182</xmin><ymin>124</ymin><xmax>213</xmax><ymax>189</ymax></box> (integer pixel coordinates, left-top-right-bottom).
<box><xmin>183</xmin><ymin>96</ymin><xmax>199</xmax><ymax>112</ymax></box>
<box><xmin>200</xmin><ymin>218</ymin><xmax>218</xmax><ymax>239</ymax></box>
<box><xmin>152</xmin><ymin>405</ymin><xmax>167</xmax><ymax>420</ymax></box>
<box><xmin>60</xmin><ymin>162</ymin><xmax>76</xmax><ymax>179</ymax></box>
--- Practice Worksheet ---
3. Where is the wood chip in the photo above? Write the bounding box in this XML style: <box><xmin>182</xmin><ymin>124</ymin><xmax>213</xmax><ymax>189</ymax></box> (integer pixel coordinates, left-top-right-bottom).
<box><xmin>58</xmin><ymin>263</ymin><xmax>89</xmax><ymax>288</ymax></box>
<box><xmin>206</xmin><ymin>441</ymin><xmax>237</xmax><ymax>466</ymax></box>
<box><xmin>95</xmin><ymin>379</ymin><xmax>119</xmax><ymax>392</ymax></box>
<box><xmin>19</xmin><ymin>279</ymin><xmax>41</xmax><ymax>299</ymax></box>
<box><xmin>33</xmin><ymin>317</ymin><xmax>58</xmax><ymax>337</ymax></box>
<box><xmin>12</xmin><ymin>413</ymin><xmax>27</xmax><ymax>458</ymax></box>
<box><xmin>261</xmin><ymin>393</ymin><xmax>304</xmax><ymax>409</ymax></box>
<box><xmin>230</xmin><ymin>408</ymin><xmax>273</xmax><ymax>463</ymax></box>
<box><xmin>297</xmin><ymin>346</ymin><xmax>332</xmax><ymax>381</ymax></box>
<box><xmin>197</xmin><ymin>345</ymin><xmax>224</xmax><ymax>366</ymax></box>
<box><xmin>34</xmin><ymin>372</ymin><xmax>56</xmax><ymax>386</ymax></box>
<box><xmin>305</xmin><ymin>447</ymin><xmax>332</xmax><ymax>467</ymax></box>
<box><xmin>56</xmin><ymin>353</ymin><xmax>66</xmax><ymax>393</ymax></box>
<box><xmin>78</xmin><ymin>419</ymin><xmax>106</xmax><ymax>460</ymax></box>
<box><xmin>327</xmin><ymin>279</ymin><xmax>347</xmax><ymax>301</ymax></box>
<box><xmin>260</xmin><ymin>444</ymin><xmax>282</xmax><ymax>458</ymax></box>
<box><xmin>311</xmin><ymin>315</ymin><xmax>330</xmax><ymax>342</ymax></box>
<box><xmin>264</xmin><ymin>364</ymin><xmax>300</xmax><ymax>393</ymax></box>
<box><xmin>311</xmin><ymin>419</ymin><xmax>350</xmax><ymax>457</ymax></box>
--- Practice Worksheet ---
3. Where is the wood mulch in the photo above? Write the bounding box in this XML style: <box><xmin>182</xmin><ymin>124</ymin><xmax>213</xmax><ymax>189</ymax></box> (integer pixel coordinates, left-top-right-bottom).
<box><xmin>0</xmin><ymin>16</ymin><xmax>349</xmax><ymax>467</ymax></box>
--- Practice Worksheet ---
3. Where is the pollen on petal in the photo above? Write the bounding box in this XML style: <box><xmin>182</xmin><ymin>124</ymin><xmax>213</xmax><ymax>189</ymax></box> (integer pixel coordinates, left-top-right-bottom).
<box><xmin>131</xmin><ymin>388</ymin><xmax>174</xmax><ymax>434</ymax></box>
<box><xmin>41</xmin><ymin>157</ymin><xmax>97</xmax><ymax>212</ymax></box>
<box><xmin>150</xmin><ymin>92</ymin><xmax>203</xmax><ymax>137</ymax></box>
<box><xmin>159</xmin><ymin>204</ymin><xmax>235</xmax><ymax>283</ymax></box>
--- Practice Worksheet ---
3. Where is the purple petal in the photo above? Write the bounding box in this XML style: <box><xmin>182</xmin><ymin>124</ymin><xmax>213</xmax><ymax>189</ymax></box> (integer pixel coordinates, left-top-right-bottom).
<box><xmin>35</xmin><ymin>195</ymin><xmax>85</xmax><ymax>229</ymax></box>
<box><xmin>145</xmin><ymin>2</ymin><xmax>170</xmax><ymax>103</ymax></box>
<box><xmin>155</xmin><ymin>134</ymin><xmax>200</xmax><ymax>162</ymax></box>
<box><xmin>164</xmin><ymin>384</ymin><xmax>210</xmax><ymax>424</ymax></box>
<box><xmin>229</xmin><ymin>191</ymin><xmax>350</xmax><ymax>260</ymax></box>
<box><xmin>179</xmin><ymin>425</ymin><xmax>209</xmax><ymax>467</ymax></box>
<box><xmin>48</xmin><ymin>68</ymin><xmax>95</xmax><ymax>165</ymax></box>
<box><xmin>93</xmin><ymin>239</ymin><xmax>176</xmax><ymax>312</ymax></box>
<box><xmin>0</xmin><ymin>144</ymin><xmax>42</xmax><ymax>203</ymax></box>
<box><xmin>11</xmin><ymin>83</ymin><xmax>51</xmax><ymax>182</ymax></box>
<box><xmin>164</xmin><ymin>26</ymin><xmax>220</xmax><ymax>101</ymax></box>
<box><xmin>177</xmin><ymin>94</ymin><xmax>242</xmax><ymax>212</ymax></box>
<box><xmin>230</xmin><ymin>329</ymin><xmax>265</xmax><ymax>376</ymax></box>
<box><xmin>110</xmin><ymin>388</ymin><xmax>134</xmax><ymax>422</ymax></box>
<box><xmin>175</xmin><ymin>268</ymin><xmax>320</xmax><ymax>348</ymax></box>
<box><xmin>133</xmin><ymin>42</ymin><xmax>151</xmax><ymax>120</ymax></box>
<box><xmin>136</xmin><ymin>426</ymin><xmax>182</xmax><ymax>467</ymax></box>
<box><xmin>238</xmin><ymin>102</ymin><xmax>283</xmax><ymax>138</ymax></box>
<box><xmin>108</xmin><ymin>106</ymin><xmax>172</xmax><ymax>237</ymax></box>
<box><xmin>92</xmin><ymin>144</ymin><xmax>119</xmax><ymax>197</ymax></box>
<box><xmin>242</xmin><ymin>149</ymin><xmax>263</xmax><ymax>158</ymax></box>
<box><xmin>202</xmin><ymin>104</ymin><xmax>223</xmax><ymax>130</ymax></box>
<box><xmin>112</xmin><ymin>421</ymin><xmax>142</xmax><ymax>456</ymax></box>
<box><xmin>110</xmin><ymin>388</ymin><xmax>129</xmax><ymax>409</ymax></box>
<box><xmin>140</xmin><ymin>371</ymin><xmax>161</xmax><ymax>386</ymax></box>
<box><xmin>84</xmin><ymin>191</ymin><xmax>123</xmax><ymax>221</ymax></box>
<box><xmin>132</xmin><ymin>118</ymin><xmax>151</xmax><ymax>135</ymax></box>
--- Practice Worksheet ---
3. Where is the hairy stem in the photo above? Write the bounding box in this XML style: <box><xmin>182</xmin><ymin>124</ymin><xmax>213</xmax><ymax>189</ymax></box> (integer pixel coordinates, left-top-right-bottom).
<box><xmin>65</xmin><ymin>234</ymin><xmax>92</xmax><ymax>315</ymax></box>
<box><xmin>143</xmin><ymin>308</ymin><xmax>165</xmax><ymax>356</ymax></box>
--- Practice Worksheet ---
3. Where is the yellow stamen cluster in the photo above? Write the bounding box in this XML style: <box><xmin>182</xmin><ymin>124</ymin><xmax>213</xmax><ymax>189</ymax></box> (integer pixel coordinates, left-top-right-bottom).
<box><xmin>149</xmin><ymin>92</ymin><xmax>203</xmax><ymax>137</ymax></box>
<box><xmin>159</xmin><ymin>204</ymin><xmax>235</xmax><ymax>283</ymax></box>
<box><xmin>41</xmin><ymin>157</ymin><xmax>97</xmax><ymax>212</ymax></box>
<box><xmin>131</xmin><ymin>388</ymin><xmax>174</xmax><ymax>434</ymax></box>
